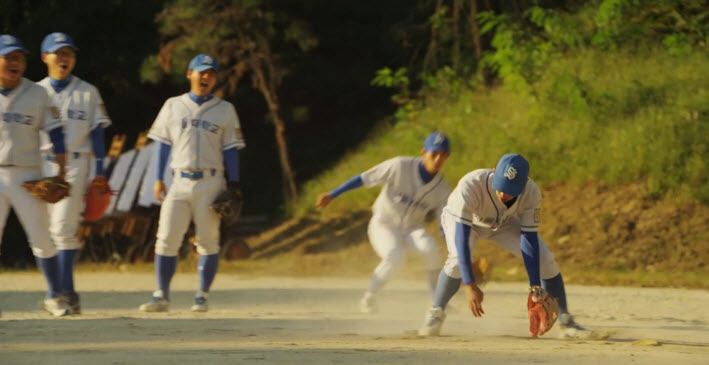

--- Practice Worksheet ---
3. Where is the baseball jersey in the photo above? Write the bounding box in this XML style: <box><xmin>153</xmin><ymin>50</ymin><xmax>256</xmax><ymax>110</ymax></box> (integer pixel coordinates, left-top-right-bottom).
<box><xmin>362</xmin><ymin>157</ymin><xmax>451</xmax><ymax>229</ymax></box>
<box><xmin>445</xmin><ymin>169</ymin><xmax>542</xmax><ymax>232</ymax></box>
<box><xmin>0</xmin><ymin>78</ymin><xmax>62</xmax><ymax>166</ymax></box>
<box><xmin>37</xmin><ymin>76</ymin><xmax>111</xmax><ymax>153</ymax></box>
<box><xmin>147</xmin><ymin>93</ymin><xmax>245</xmax><ymax>170</ymax></box>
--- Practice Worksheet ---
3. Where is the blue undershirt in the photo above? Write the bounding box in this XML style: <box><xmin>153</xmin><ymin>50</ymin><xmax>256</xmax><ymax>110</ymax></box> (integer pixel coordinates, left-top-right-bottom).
<box><xmin>330</xmin><ymin>175</ymin><xmax>364</xmax><ymax>198</ymax></box>
<box><xmin>49</xmin><ymin>76</ymin><xmax>72</xmax><ymax>93</ymax></box>
<box><xmin>521</xmin><ymin>230</ymin><xmax>541</xmax><ymax>286</ymax></box>
<box><xmin>154</xmin><ymin>142</ymin><xmax>172</xmax><ymax>181</ymax></box>
<box><xmin>189</xmin><ymin>92</ymin><xmax>213</xmax><ymax>105</ymax></box>
<box><xmin>91</xmin><ymin>127</ymin><xmax>106</xmax><ymax>175</ymax></box>
<box><xmin>454</xmin><ymin>222</ymin><xmax>475</xmax><ymax>284</ymax></box>
<box><xmin>418</xmin><ymin>162</ymin><xmax>434</xmax><ymax>184</ymax></box>
<box><xmin>48</xmin><ymin>127</ymin><xmax>66</xmax><ymax>154</ymax></box>
<box><xmin>223</xmin><ymin>147</ymin><xmax>239</xmax><ymax>182</ymax></box>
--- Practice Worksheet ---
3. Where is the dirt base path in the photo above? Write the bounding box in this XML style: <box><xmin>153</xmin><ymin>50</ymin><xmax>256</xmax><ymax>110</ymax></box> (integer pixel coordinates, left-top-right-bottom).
<box><xmin>1</xmin><ymin>272</ymin><xmax>708</xmax><ymax>365</ymax></box>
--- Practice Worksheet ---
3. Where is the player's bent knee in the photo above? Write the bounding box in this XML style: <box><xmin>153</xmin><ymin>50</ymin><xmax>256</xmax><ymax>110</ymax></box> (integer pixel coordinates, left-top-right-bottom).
<box><xmin>443</xmin><ymin>260</ymin><xmax>463</xmax><ymax>279</ymax></box>
<box><xmin>155</xmin><ymin>240</ymin><xmax>181</xmax><ymax>257</ymax></box>
<box><xmin>195</xmin><ymin>241</ymin><xmax>219</xmax><ymax>256</ymax></box>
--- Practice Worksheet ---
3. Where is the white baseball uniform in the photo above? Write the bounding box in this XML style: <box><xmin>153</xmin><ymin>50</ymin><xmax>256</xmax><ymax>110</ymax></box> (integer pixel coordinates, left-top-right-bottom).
<box><xmin>361</xmin><ymin>157</ymin><xmax>451</xmax><ymax>281</ymax></box>
<box><xmin>440</xmin><ymin>169</ymin><xmax>560</xmax><ymax>279</ymax></box>
<box><xmin>37</xmin><ymin>75</ymin><xmax>111</xmax><ymax>250</ymax></box>
<box><xmin>147</xmin><ymin>93</ymin><xmax>245</xmax><ymax>256</ymax></box>
<box><xmin>0</xmin><ymin>77</ymin><xmax>62</xmax><ymax>258</ymax></box>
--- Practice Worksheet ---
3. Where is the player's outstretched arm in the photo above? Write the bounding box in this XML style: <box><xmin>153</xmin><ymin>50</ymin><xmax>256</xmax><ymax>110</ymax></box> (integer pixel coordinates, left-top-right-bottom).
<box><xmin>315</xmin><ymin>175</ymin><xmax>364</xmax><ymax>210</ymax></box>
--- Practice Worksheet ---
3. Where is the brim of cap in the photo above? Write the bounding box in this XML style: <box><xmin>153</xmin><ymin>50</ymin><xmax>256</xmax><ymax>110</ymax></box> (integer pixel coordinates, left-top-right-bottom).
<box><xmin>492</xmin><ymin>173</ymin><xmax>525</xmax><ymax>197</ymax></box>
<box><xmin>424</xmin><ymin>146</ymin><xmax>450</xmax><ymax>153</ymax></box>
<box><xmin>0</xmin><ymin>46</ymin><xmax>27</xmax><ymax>55</ymax></box>
<box><xmin>191</xmin><ymin>65</ymin><xmax>217</xmax><ymax>72</ymax></box>
<box><xmin>43</xmin><ymin>44</ymin><xmax>78</xmax><ymax>53</ymax></box>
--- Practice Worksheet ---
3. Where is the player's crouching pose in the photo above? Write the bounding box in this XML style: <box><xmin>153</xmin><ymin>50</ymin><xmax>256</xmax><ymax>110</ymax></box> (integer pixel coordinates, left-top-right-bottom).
<box><xmin>418</xmin><ymin>153</ymin><xmax>593</xmax><ymax>339</ymax></box>
<box><xmin>139</xmin><ymin>54</ymin><xmax>245</xmax><ymax>313</ymax></box>
<box><xmin>316</xmin><ymin>132</ymin><xmax>452</xmax><ymax>313</ymax></box>
<box><xmin>38</xmin><ymin>32</ymin><xmax>111</xmax><ymax>315</ymax></box>
<box><xmin>0</xmin><ymin>35</ymin><xmax>71</xmax><ymax>316</ymax></box>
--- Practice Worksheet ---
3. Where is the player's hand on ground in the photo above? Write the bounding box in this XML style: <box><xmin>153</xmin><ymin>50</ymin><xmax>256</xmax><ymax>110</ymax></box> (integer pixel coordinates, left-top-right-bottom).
<box><xmin>315</xmin><ymin>193</ymin><xmax>333</xmax><ymax>209</ymax></box>
<box><xmin>463</xmin><ymin>283</ymin><xmax>484</xmax><ymax>317</ymax></box>
<box><xmin>154</xmin><ymin>180</ymin><xmax>166</xmax><ymax>202</ymax></box>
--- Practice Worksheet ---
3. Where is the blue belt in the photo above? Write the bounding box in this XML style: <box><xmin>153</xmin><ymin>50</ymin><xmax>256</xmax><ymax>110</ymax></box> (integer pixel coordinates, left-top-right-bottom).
<box><xmin>180</xmin><ymin>169</ymin><xmax>216</xmax><ymax>180</ymax></box>
<box><xmin>45</xmin><ymin>152</ymin><xmax>82</xmax><ymax>161</ymax></box>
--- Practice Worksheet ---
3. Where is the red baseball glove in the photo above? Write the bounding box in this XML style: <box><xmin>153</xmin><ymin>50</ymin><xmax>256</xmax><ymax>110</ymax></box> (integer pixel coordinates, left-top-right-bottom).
<box><xmin>527</xmin><ymin>286</ymin><xmax>559</xmax><ymax>338</ymax></box>
<box><xmin>83</xmin><ymin>175</ymin><xmax>113</xmax><ymax>222</ymax></box>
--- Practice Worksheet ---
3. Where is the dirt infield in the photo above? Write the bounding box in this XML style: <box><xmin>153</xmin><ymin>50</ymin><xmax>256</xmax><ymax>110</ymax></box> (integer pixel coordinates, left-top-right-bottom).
<box><xmin>1</xmin><ymin>272</ymin><xmax>708</xmax><ymax>365</ymax></box>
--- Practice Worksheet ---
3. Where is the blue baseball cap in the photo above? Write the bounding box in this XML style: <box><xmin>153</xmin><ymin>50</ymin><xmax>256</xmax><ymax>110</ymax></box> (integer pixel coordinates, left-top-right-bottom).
<box><xmin>188</xmin><ymin>54</ymin><xmax>218</xmax><ymax>72</ymax></box>
<box><xmin>41</xmin><ymin>32</ymin><xmax>77</xmax><ymax>54</ymax></box>
<box><xmin>492</xmin><ymin>153</ymin><xmax>530</xmax><ymax>197</ymax></box>
<box><xmin>0</xmin><ymin>34</ymin><xmax>27</xmax><ymax>56</ymax></box>
<box><xmin>423</xmin><ymin>131</ymin><xmax>450</xmax><ymax>153</ymax></box>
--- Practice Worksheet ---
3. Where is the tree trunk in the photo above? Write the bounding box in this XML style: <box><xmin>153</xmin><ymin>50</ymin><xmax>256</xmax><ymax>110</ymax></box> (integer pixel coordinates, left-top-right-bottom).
<box><xmin>423</xmin><ymin>0</ymin><xmax>444</xmax><ymax>75</ymax></box>
<box><xmin>252</xmin><ymin>66</ymin><xmax>299</xmax><ymax>209</ymax></box>
<box><xmin>468</xmin><ymin>0</ymin><xmax>483</xmax><ymax>61</ymax></box>
<box><xmin>452</xmin><ymin>0</ymin><xmax>461</xmax><ymax>72</ymax></box>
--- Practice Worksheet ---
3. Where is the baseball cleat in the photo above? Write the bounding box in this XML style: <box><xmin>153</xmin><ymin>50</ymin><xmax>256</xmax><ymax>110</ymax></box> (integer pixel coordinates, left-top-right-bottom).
<box><xmin>558</xmin><ymin>313</ymin><xmax>594</xmax><ymax>339</ymax></box>
<box><xmin>191</xmin><ymin>296</ymin><xmax>209</xmax><ymax>312</ymax></box>
<box><xmin>418</xmin><ymin>307</ymin><xmax>446</xmax><ymax>336</ymax></box>
<box><xmin>62</xmin><ymin>292</ymin><xmax>81</xmax><ymax>315</ymax></box>
<box><xmin>43</xmin><ymin>297</ymin><xmax>71</xmax><ymax>317</ymax></box>
<box><xmin>139</xmin><ymin>291</ymin><xmax>170</xmax><ymax>312</ymax></box>
<box><xmin>359</xmin><ymin>294</ymin><xmax>377</xmax><ymax>314</ymax></box>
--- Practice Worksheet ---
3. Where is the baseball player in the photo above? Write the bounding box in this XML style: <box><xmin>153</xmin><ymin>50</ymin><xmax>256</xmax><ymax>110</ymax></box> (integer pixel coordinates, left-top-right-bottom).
<box><xmin>316</xmin><ymin>132</ymin><xmax>452</xmax><ymax>313</ymax></box>
<box><xmin>0</xmin><ymin>34</ymin><xmax>71</xmax><ymax>316</ymax></box>
<box><xmin>38</xmin><ymin>32</ymin><xmax>111</xmax><ymax>315</ymax></box>
<box><xmin>139</xmin><ymin>54</ymin><xmax>245</xmax><ymax>312</ymax></box>
<box><xmin>418</xmin><ymin>153</ymin><xmax>592</xmax><ymax>339</ymax></box>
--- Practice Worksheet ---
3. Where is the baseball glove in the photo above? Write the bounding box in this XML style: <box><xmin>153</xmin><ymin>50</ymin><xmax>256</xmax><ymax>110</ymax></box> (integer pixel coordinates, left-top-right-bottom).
<box><xmin>22</xmin><ymin>176</ymin><xmax>71</xmax><ymax>203</ymax></box>
<box><xmin>83</xmin><ymin>175</ymin><xmax>113</xmax><ymax>222</ymax></box>
<box><xmin>527</xmin><ymin>286</ymin><xmax>559</xmax><ymax>338</ymax></box>
<box><xmin>210</xmin><ymin>181</ymin><xmax>243</xmax><ymax>226</ymax></box>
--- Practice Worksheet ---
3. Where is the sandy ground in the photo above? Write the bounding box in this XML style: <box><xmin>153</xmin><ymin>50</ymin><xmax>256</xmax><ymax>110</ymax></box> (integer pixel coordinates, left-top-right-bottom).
<box><xmin>1</xmin><ymin>272</ymin><xmax>708</xmax><ymax>365</ymax></box>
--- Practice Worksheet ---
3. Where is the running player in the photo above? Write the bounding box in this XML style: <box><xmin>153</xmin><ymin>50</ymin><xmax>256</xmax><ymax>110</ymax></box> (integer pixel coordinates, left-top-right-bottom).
<box><xmin>316</xmin><ymin>132</ymin><xmax>452</xmax><ymax>313</ymax></box>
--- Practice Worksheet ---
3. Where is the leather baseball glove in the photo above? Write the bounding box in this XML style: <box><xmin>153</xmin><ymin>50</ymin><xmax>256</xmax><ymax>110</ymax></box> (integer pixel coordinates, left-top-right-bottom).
<box><xmin>83</xmin><ymin>175</ymin><xmax>113</xmax><ymax>222</ymax></box>
<box><xmin>527</xmin><ymin>286</ymin><xmax>559</xmax><ymax>338</ymax></box>
<box><xmin>22</xmin><ymin>176</ymin><xmax>71</xmax><ymax>203</ymax></box>
<box><xmin>210</xmin><ymin>181</ymin><xmax>243</xmax><ymax>226</ymax></box>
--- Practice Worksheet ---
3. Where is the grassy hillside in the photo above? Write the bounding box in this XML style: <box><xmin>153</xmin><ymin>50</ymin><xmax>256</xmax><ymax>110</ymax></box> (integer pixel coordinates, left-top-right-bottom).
<box><xmin>297</xmin><ymin>45</ymin><xmax>708</xmax><ymax>216</ymax></box>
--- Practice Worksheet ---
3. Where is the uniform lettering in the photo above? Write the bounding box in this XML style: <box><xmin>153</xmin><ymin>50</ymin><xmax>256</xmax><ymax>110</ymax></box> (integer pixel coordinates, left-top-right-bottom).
<box><xmin>2</xmin><ymin>112</ymin><xmax>34</xmax><ymax>125</ymax></box>
<box><xmin>180</xmin><ymin>117</ymin><xmax>222</xmax><ymax>134</ymax></box>
<box><xmin>67</xmin><ymin>109</ymin><xmax>88</xmax><ymax>120</ymax></box>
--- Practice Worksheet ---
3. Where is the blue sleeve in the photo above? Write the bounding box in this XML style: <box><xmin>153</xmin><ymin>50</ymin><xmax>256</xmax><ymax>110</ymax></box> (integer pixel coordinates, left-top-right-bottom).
<box><xmin>329</xmin><ymin>175</ymin><xmax>364</xmax><ymax>198</ymax></box>
<box><xmin>521</xmin><ymin>231</ymin><xmax>541</xmax><ymax>286</ymax></box>
<box><xmin>455</xmin><ymin>221</ymin><xmax>475</xmax><ymax>284</ymax></box>
<box><xmin>48</xmin><ymin>127</ymin><xmax>66</xmax><ymax>154</ymax></box>
<box><xmin>223</xmin><ymin>147</ymin><xmax>240</xmax><ymax>182</ymax></box>
<box><xmin>90</xmin><ymin>126</ymin><xmax>106</xmax><ymax>175</ymax></box>
<box><xmin>154</xmin><ymin>142</ymin><xmax>172</xmax><ymax>181</ymax></box>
